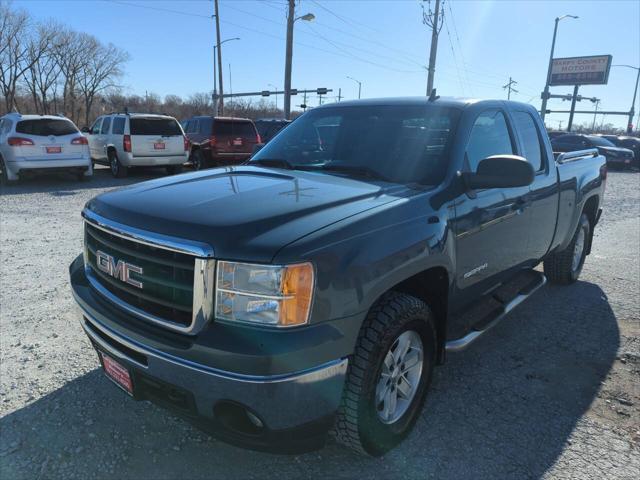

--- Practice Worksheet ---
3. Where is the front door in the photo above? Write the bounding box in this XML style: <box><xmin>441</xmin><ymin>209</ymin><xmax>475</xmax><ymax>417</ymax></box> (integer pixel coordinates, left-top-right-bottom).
<box><xmin>453</xmin><ymin>109</ymin><xmax>532</xmax><ymax>303</ymax></box>
<box><xmin>88</xmin><ymin>117</ymin><xmax>103</xmax><ymax>159</ymax></box>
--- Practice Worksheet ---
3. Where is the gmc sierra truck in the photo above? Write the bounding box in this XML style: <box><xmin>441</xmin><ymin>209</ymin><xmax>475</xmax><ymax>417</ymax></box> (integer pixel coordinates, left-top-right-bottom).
<box><xmin>69</xmin><ymin>98</ymin><xmax>606</xmax><ymax>456</ymax></box>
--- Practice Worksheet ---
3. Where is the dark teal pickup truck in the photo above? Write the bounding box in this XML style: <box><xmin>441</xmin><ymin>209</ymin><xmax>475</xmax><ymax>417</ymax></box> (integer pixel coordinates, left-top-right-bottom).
<box><xmin>69</xmin><ymin>97</ymin><xmax>606</xmax><ymax>456</ymax></box>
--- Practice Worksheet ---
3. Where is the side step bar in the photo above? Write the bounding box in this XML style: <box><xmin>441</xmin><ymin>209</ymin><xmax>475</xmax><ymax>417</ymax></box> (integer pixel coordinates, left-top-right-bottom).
<box><xmin>445</xmin><ymin>272</ymin><xmax>547</xmax><ymax>352</ymax></box>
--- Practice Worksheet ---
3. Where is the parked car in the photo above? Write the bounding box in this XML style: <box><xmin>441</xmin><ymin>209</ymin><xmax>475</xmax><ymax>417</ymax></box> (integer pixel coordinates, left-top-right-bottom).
<box><xmin>546</xmin><ymin>130</ymin><xmax>567</xmax><ymax>140</ymax></box>
<box><xmin>70</xmin><ymin>98</ymin><xmax>606</xmax><ymax>456</ymax></box>
<box><xmin>183</xmin><ymin>116</ymin><xmax>260</xmax><ymax>170</ymax></box>
<box><xmin>253</xmin><ymin>118</ymin><xmax>291</xmax><ymax>144</ymax></box>
<box><xmin>551</xmin><ymin>133</ymin><xmax>634</xmax><ymax>169</ymax></box>
<box><xmin>598</xmin><ymin>135</ymin><xmax>640</xmax><ymax>168</ymax></box>
<box><xmin>0</xmin><ymin>113</ymin><xmax>92</xmax><ymax>184</ymax></box>
<box><xmin>84</xmin><ymin>113</ymin><xmax>188</xmax><ymax>178</ymax></box>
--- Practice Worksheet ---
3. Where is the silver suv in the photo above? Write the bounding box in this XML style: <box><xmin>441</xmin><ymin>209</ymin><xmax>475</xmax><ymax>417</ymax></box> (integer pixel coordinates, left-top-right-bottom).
<box><xmin>85</xmin><ymin>113</ymin><xmax>188</xmax><ymax>177</ymax></box>
<box><xmin>0</xmin><ymin>113</ymin><xmax>92</xmax><ymax>184</ymax></box>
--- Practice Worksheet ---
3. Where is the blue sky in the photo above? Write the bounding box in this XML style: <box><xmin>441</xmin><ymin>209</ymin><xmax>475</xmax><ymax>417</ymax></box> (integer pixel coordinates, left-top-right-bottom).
<box><xmin>13</xmin><ymin>0</ymin><xmax>640</xmax><ymax>129</ymax></box>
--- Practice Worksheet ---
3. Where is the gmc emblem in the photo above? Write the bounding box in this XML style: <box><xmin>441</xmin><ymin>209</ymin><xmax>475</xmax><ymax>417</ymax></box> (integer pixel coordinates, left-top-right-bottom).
<box><xmin>96</xmin><ymin>250</ymin><xmax>144</xmax><ymax>289</ymax></box>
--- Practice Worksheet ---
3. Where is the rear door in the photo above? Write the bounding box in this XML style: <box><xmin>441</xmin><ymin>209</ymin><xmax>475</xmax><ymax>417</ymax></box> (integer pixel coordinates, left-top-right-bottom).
<box><xmin>212</xmin><ymin>120</ymin><xmax>258</xmax><ymax>162</ymax></box>
<box><xmin>129</xmin><ymin>117</ymin><xmax>184</xmax><ymax>157</ymax></box>
<box><xmin>88</xmin><ymin>117</ymin><xmax>103</xmax><ymax>158</ymax></box>
<box><xmin>14</xmin><ymin>118</ymin><xmax>85</xmax><ymax>160</ymax></box>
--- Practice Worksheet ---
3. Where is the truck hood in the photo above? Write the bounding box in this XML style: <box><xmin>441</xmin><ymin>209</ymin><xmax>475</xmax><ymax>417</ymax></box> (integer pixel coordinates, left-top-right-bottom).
<box><xmin>86</xmin><ymin>166</ymin><xmax>408</xmax><ymax>262</ymax></box>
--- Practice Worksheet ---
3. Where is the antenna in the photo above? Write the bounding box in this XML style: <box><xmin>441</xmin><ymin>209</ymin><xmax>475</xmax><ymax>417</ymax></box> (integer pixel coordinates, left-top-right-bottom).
<box><xmin>428</xmin><ymin>88</ymin><xmax>440</xmax><ymax>102</ymax></box>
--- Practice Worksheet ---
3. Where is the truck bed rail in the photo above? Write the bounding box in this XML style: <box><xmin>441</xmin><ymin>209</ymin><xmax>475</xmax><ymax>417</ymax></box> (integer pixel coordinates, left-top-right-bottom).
<box><xmin>554</xmin><ymin>148</ymin><xmax>599</xmax><ymax>164</ymax></box>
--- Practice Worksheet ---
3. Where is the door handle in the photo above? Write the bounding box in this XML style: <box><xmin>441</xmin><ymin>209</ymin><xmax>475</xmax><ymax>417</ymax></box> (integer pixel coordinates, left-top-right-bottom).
<box><xmin>514</xmin><ymin>196</ymin><xmax>531</xmax><ymax>212</ymax></box>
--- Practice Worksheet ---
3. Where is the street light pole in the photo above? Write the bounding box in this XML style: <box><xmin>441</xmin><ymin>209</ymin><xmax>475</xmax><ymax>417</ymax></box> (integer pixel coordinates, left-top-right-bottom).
<box><xmin>347</xmin><ymin>76</ymin><xmax>362</xmax><ymax>99</ymax></box>
<box><xmin>540</xmin><ymin>14</ymin><xmax>578</xmax><ymax>122</ymax></box>
<box><xmin>212</xmin><ymin>37</ymin><xmax>240</xmax><ymax>116</ymax></box>
<box><xmin>283</xmin><ymin>1</ymin><xmax>314</xmax><ymax>120</ymax></box>
<box><xmin>613</xmin><ymin>64</ymin><xmax>640</xmax><ymax>133</ymax></box>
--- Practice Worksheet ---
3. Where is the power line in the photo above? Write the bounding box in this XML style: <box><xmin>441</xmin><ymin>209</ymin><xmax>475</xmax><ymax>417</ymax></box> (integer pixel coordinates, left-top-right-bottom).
<box><xmin>442</xmin><ymin>14</ymin><xmax>466</xmax><ymax>96</ymax></box>
<box><xmin>308</xmin><ymin>0</ymin><xmax>384</xmax><ymax>35</ymax></box>
<box><xmin>446</xmin><ymin>0</ymin><xmax>474</xmax><ymax>96</ymax></box>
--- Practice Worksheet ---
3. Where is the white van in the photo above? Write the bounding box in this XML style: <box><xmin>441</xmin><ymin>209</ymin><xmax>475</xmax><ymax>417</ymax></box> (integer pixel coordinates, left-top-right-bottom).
<box><xmin>85</xmin><ymin>113</ymin><xmax>188</xmax><ymax>177</ymax></box>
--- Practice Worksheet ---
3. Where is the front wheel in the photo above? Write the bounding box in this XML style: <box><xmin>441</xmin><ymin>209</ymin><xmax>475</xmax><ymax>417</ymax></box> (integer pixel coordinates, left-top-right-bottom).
<box><xmin>544</xmin><ymin>213</ymin><xmax>590</xmax><ymax>284</ymax></box>
<box><xmin>333</xmin><ymin>292</ymin><xmax>436</xmax><ymax>456</ymax></box>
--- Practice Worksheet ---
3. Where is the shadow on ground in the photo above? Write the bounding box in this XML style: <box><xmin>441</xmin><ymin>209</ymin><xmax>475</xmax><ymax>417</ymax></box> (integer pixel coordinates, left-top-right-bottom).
<box><xmin>0</xmin><ymin>281</ymin><xmax>619</xmax><ymax>479</ymax></box>
<box><xmin>0</xmin><ymin>166</ymin><xmax>166</xmax><ymax>196</ymax></box>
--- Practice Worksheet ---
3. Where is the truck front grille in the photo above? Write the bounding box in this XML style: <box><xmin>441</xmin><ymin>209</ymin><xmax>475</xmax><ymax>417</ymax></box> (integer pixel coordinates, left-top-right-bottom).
<box><xmin>85</xmin><ymin>222</ymin><xmax>195</xmax><ymax>327</ymax></box>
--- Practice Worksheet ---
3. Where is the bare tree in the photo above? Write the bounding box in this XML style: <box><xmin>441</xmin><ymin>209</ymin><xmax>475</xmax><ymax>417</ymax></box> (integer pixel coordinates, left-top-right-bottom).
<box><xmin>77</xmin><ymin>41</ymin><xmax>129</xmax><ymax>125</ymax></box>
<box><xmin>53</xmin><ymin>30</ymin><xmax>94</xmax><ymax>123</ymax></box>
<box><xmin>0</xmin><ymin>5</ymin><xmax>48</xmax><ymax>112</ymax></box>
<box><xmin>23</xmin><ymin>23</ymin><xmax>61</xmax><ymax>114</ymax></box>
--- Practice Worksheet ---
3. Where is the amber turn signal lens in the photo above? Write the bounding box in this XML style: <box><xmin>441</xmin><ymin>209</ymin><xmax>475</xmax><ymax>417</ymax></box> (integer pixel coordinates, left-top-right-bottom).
<box><xmin>281</xmin><ymin>262</ymin><xmax>314</xmax><ymax>326</ymax></box>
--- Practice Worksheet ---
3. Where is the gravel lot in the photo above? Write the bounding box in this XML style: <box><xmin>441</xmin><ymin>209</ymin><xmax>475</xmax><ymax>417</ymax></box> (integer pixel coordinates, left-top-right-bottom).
<box><xmin>1</xmin><ymin>167</ymin><xmax>638</xmax><ymax>479</ymax></box>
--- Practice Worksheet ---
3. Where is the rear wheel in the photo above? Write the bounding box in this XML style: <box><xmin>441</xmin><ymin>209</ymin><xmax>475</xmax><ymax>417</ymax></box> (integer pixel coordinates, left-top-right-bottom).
<box><xmin>0</xmin><ymin>156</ymin><xmax>16</xmax><ymax>185</ymax></box>
<box><xmin>190</xmin><ymin>150</ymin><xmax>206</xmax><ymax>171</ymax></box>
<box><xmin>544</xmin><ymin>213</ymin><xmax>590</xmax><ymax>285</ymax></box>
<box><xmin>109</xmin><ymin>151</ymin><xmax>128</xmax><ymax>178</ymax></box>
<box><xmin>333</xmin><ymin>292</ymin><xmax>437</xmax><ymax>456</ymax></box>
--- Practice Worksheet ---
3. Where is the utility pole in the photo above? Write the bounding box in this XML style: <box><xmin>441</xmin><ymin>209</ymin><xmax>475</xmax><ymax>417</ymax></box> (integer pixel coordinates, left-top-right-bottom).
<box><xmin>503</xmin><ymin>77</ymin><xmax>518</xmax><ymax>100</ymax></box>
<box><xmin>214</xmin><ymin>0</ymin><xmax>225</xmax><ymax>115</ymax></box>
<box><xmin>567</xmin><ymin>84</ymin><xmax>580</xmax><ymax>132</ymax></box>
<box><xmin>337</xmin><ymin>88</ymin><xmax>342</xmax><ymax>102</ymax></box>
<box><xmin>422</xmin><ymin>0</ymin><xmax>444</xmax><ymax>96</ymax></box>
<box><xmin>592</xmin><ymin>99</ymin><xmax>600</xmax><ymax>131</ymax></box>
<box><xmin>284</xmin><ymin>0</ymin><xmax>295</xmax><ymax>120</ymax></box>
<box><xmin>346</xmin><ymin>76</ymin><xmax>362</xmax><ymax>99</ymax></box>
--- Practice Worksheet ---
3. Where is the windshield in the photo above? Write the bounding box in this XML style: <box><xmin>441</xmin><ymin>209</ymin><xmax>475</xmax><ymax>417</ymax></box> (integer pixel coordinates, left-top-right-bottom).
<box><xmin>587</xmin><ymin>136</ymin><xmax>615</xmax><ymax>147</ymax></box>
<box><xmin>130</xmin><ymin>118</ymin><xmax>182</xmax><ymax>136</ymax></box>
<box><xmin>250</xmin><ymin>105</ymin><xmax>461</xmax><ymax>184</ymax></box>
<box><xmin>16</xmin><ymin>119</ymin><xmax>77</xmax><ymax>136</ymax></box>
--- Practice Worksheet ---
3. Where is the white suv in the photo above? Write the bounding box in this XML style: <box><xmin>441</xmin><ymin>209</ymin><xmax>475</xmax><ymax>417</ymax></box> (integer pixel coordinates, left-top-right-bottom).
<box><xmin>85</xmin><ymin>113</ymin><xmax>188</xmax><ymax>177</ymax></box>
<box><xmin>0</xmin><ymin>113</ymin><xmax>92</xmax><ymax>184</ymax></box>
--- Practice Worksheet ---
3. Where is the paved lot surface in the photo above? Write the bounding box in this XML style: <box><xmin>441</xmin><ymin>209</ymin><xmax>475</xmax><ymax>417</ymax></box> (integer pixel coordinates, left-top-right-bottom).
<box><xmin>1</xmin><ymin>167</ymin><xmax>638</xmax><ymax>479</ymax></box>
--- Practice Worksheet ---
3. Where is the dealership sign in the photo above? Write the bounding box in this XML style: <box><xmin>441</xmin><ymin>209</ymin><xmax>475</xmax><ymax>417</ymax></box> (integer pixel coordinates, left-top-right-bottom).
<box><xmin>549</xmin><ymin>55</ymin><xmax>612</xmax><ymax>86</ymax></box>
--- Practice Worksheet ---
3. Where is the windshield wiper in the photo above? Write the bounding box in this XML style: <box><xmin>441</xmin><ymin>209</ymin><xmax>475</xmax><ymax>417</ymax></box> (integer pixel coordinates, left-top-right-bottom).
<box><xmin>249</xmin><ymin>158</ymin><xmax>295</xmax><ymax>170</ymax></box>
<box><xmin>320</xmin><ymin>164</ymin><xmax>389</xmax><ymax>181</ymax></box>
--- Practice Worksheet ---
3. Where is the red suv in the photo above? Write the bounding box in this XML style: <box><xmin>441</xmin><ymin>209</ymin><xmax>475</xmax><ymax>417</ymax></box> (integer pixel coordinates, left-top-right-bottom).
<box><xmin>182</xmin><ymin>116</ymin><xmax>260</xmax><ymax>170</ymax></box>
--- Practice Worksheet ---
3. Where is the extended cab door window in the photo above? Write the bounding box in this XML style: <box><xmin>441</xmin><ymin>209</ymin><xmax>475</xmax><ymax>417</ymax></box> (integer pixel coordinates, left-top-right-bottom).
<box><xmin>512</xmin><ymin>111</ymin><xmax>545</xmax><ymax>172</ymax></box>
<box><xmin>465</xmin><ymin>110</ymin><xmax>514</xmax><ymax>172</ymax></box>
<box><xmin>112</xmin><ymin>117</ymin><xmax>125</xmax><ymax>135</ymax></box>
<box><xmin>100</xmin><ymin>117</ymin><xmax>112</xmax><ymax>135</ymax></box>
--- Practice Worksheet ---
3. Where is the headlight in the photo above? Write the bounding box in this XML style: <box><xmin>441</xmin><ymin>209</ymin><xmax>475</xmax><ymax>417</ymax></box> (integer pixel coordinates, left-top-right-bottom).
<box><xmin>215</xmin><ymin>261</ymin><xmax>314</xmax><ymax>327</ymax></box>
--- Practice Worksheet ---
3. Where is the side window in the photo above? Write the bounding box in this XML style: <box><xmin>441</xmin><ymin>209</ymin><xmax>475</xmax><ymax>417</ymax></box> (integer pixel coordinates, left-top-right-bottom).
<box><xmin>199</xmin><ymin>118</ymin><xmax>212</xmax><ymax>135</ymax></box>
<box><xmin>465</xmin><ymin>110</ymin><xmax>514</xmax><ymax>171</ymax></box>
<box><xmin>112</xmin><ymin>117</ymin><xmax>125</xmax><ymax>135</ymax></box>
<box><xmin>188</xmin><ymin>120</ymin><xmax>199</xmax><ymax>134</ymax></box>
<box><xmin>101</xmin><ymin>117</ymin><xmax>112</xmax><ymax>134</ymax></box>
<box><xmin>512</xmin><ymin>111</ymin><xmax>543</xmax><ymax>171</ymax></box>
<box><xmin>90</xmin><ymin>118</ymin><xmax>102</xmax><ymax>134</ymax></box>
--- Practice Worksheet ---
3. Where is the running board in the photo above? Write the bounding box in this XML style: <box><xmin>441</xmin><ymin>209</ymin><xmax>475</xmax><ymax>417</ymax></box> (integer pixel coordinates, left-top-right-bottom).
<box><xmin>445</xmin><ymin>272</ymin><xmax>547</xmax><ymax>352</ymax></box>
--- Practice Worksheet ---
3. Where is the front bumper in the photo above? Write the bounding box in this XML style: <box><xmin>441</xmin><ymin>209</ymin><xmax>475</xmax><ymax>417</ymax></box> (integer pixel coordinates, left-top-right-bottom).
<box><xmin>70</xmin><ymin>257</ymin><xmax>348</xmax><ymax>453</ymax></box>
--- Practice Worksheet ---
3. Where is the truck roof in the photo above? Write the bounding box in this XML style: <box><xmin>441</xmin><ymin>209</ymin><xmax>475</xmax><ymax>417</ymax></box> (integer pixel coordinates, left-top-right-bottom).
<box><xmin>316</xmin><ymin>96</ymin><xmax>536</xmax><ymax>111</ymax></box>
<box><xmin>1</xmin><ymin>112</ymin><xmax>73</xmax><ymax>121</ymax></box>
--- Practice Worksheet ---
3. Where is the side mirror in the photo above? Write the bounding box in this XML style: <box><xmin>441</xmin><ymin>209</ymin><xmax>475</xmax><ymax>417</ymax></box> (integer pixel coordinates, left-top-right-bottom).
<box><xmin>81</xmin><ymin>126</ymin><xmax>90</xmax><ymax>133</ymax></box>
<box><xmin>462</xmin><ymin>155</ymin><xmax>534</xmax><ymax>190</ymax></box>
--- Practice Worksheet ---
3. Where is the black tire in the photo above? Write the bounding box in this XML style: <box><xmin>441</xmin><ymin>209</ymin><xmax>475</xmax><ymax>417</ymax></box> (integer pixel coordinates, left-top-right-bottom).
<box><xmin>544</xmin><ymin>213</ymin><xmax>590</xmax><ymax>285</ymax></box>
<box><xmin>166</xmin><ymin>165</ymin><xmax>183</xmax><ymax>175</ymax></box>
<box><xmin>108</xmin><ymin>151</ymin><xmax>128</xmax><ymax>178</ymax></box>
<box><xmin>190</xmin><ymin>150</ymin><xmax>206</xmax><ymax>171</ymax></box>
<box><xmin>0</xmin><ymin>156</ymin><xmax>16</xmax><ymax>186</ymax></box>
<box><xmin>76</xmin><ymin>170</ymin><xmax>86</xmax><ymax>181</ymax></box>
<box><xmin>333</xmin><ymin>292</ymin><xmax>437</xmax><ymax>456</ymax></box>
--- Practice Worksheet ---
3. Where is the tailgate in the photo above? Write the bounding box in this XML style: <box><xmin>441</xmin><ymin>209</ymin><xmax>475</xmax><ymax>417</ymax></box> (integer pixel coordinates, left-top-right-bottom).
<box><xmin>130</xmin><ymin>117</ymin><xmax>184</xmax><ymax>157</ymax></box>
<box><xmin>131</xmin><ymin>135</ymin><xmax>184</xmax><ymax>157</ymax></box>
<box><xmin>213</xmin><ymin>120</ymin><xmax>258</xmax><ymax>154</ymax></box>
